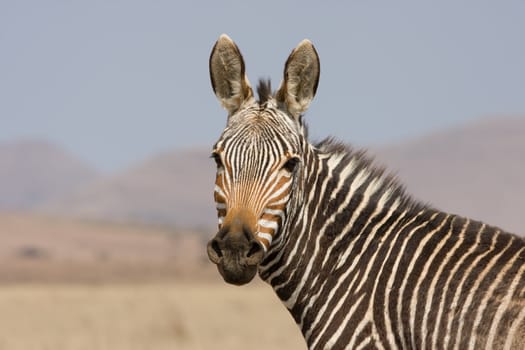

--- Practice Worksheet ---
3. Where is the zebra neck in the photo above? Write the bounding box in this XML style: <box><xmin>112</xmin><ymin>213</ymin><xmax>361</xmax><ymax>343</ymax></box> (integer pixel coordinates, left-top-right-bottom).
<box><xmin>259</xmin><ymin>142</ymin><xmax>422</xmax><ymax>324</ymax></box>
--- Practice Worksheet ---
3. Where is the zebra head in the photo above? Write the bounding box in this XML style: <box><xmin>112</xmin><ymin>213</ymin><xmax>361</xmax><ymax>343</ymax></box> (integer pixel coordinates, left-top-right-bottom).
<box><xmin>206</xmin><ymin>34</ymin><xmax>320</xmax><ymax>285</ymax></box>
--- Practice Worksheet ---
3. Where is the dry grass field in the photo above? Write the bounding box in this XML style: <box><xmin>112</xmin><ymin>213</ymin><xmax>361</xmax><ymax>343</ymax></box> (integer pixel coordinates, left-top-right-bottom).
<box><xmin>0</xmin><ymin>282</ymin><xmax>304</xmax><ymax>350</ymax></box>
<box><xmin>0</xmin><ymin>212</ymin><xmax>209</xmax><ymax>283</ymax></box>
<box><xmin>0</xmin><ymin>213</ymin><xmax>304</xmax><ymax>349</ymax></box>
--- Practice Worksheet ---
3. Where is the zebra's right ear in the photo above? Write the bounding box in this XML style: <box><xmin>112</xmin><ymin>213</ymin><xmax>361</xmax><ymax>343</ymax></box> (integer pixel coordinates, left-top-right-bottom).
<box><xmin>209</xmin><ymin>34</ymin><xmax>254</xmax><ymax>115</ymax></box>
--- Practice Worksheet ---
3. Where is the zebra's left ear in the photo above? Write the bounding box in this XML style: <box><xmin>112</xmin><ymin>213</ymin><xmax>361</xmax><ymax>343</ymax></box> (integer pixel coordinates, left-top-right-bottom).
<box><xmin>276</xmin><ymin>39</ymin><xmax>320</xmax><ymax>119</ymax></box>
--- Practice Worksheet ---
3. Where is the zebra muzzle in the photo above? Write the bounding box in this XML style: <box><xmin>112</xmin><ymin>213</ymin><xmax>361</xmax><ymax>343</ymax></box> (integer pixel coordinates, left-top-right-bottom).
<box><xmin>207</xmin><ymin>226</ymin><xmax>265</xmax><ymax>285</ymax></box>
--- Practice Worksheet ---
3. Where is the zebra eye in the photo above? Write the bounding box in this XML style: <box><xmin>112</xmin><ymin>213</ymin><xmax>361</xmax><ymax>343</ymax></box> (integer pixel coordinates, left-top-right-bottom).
<box><xmin>282</xmin><ymin>157</ymin><xmax>299</xmax><ymax>172</ymax></box>
<box><xmin>211</xmin><ymin>152</ymin><xmax>223</xmax><ymax>168</ymax></box>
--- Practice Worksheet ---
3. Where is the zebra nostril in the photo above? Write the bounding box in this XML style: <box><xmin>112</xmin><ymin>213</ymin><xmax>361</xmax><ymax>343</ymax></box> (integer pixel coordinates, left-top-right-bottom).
<box><xmin>247</xmin><ymin>242</ymin><xmax>260</xmax><ymax>257</ymax></box>
<box><xmin>245</xmin><ymin>241</ymin><xmax>264</xmax><ymax>265</ymax></box>
<box><xmin>211</xmin><ymin>239</ymin><xmax>222</xmax><ymax>257</ymax></box>
<box><xmin>207</xmin><ymin>238</ymin><xmax>223</xmax><ymax>264</ymax></box>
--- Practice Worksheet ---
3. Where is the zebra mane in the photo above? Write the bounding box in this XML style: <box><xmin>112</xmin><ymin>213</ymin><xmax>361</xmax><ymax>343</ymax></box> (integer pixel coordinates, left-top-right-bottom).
<box><xmin>255</xmin><ymin>79</ymin><xmax>417</xmax><ymax>210</ymax></box>
<box><xmin>257</xmin><ymin>79</ymin><xmax>273</xmax><ymax>104</ymax></box>
<box><xmin>256</xmin><ymin>78</ymin><xmax>310</xmax><ymax>138</ymax></box>
<box><xmin>315</xmin><ymin>137</ymin><xmax>426</xmax><ymax>212</ymax></box>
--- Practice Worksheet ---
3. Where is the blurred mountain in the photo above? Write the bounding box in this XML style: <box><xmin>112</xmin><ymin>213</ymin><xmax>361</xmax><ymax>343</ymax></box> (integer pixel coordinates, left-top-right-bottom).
<box><xmin>373</xmin><ymin>117</ymin><xmax>525</xmax><ymax>234</ymax></box>
<box><xmin>40</xmin><ymin>117</ymin><xmax>524</xmax><ymax>234</ymax></box>
<box><xmin>41</xmin><ymin>148</ymin><xmax>217</xmax><ymax>229</ymax></box>
<box><xmin>0</xmin><ymin>140</ymin><xmax>99</xmax><ymax>209</ymax></box>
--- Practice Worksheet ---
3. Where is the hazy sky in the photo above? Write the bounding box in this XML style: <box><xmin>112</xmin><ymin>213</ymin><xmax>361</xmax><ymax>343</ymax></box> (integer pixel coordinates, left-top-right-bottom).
<box><xmin>1</xmin><ymin>1</ymin><xmax>524</xmax><ymax>171</ymax></box>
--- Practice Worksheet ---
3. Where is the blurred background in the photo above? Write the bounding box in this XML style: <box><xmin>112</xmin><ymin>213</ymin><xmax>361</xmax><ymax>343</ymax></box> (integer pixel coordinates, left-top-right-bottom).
<box><xmin>0</xmin><ymin>1</ymin><xmax>524</xmax><ymax>349</ymax></box>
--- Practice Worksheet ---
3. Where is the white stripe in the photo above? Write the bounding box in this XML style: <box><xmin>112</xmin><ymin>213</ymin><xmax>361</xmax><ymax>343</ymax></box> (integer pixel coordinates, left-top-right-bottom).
<box><xmin>425</xmin><ymin>219</ymin><xmax>469</xmax><ymax>349</ymax></box>
<box><xmin>431</xmin><ymin>221</ymin><xmax>479</xmax><ymax>349</ymax></box>
<box><xmin>263</xmin><ymin>208</ymin><xmax>284</xmax><ymax>216</ymax></box>
<box><xmin>266</xmin><ymin>178</ymin><xmax>292</xmax><ymax>200</ymax></box>
<box><xmin>257</xmin><ymin>232</ymin><xmax>273</xmax><ymax>245</ymax></box>
<box><xmin>503</xmin><ymin>300</ymin><xmax>525</xmax><ymax>349</ymax></box>
<box><xmin>258</xmin><ymin>219</ymin><xmax>279</xmax><ymax>230</ymax></box>
<box><xmin>485</xmin><ymin>248</ymin><xmax>525</xmax><ymax>349</ymax></box>
<box><xmin>384</xmin><ymin>211</ymin><xmax>432</xmax><ymax>349</ymax></box>
<box><xmin>409</xmin><ymin>214</ymin><xmax>450</xmax><ymax>349</ymax></box>
<box><xmin>442</xmin><ymin>227</ymin><xmax>493</xmax><ymax>348</ymax></box>
<box><xmin>452</xmin><ymin>234</ymin><xmax>512</xmax><ymax>350</ymax></box>
<box><xmin>468</xmin><ymin>245</ymin><xmax>524</xmax><ymax>350</ymax></box>
<box><xmin>323</xmin><ymin>292</ymin><xmax>366</xmax><ymax>348</ymax></box>
<box><xmin>329</xmin><ymin>158</ymin><xmax>356</xmax><ymax>201</ymax></box>
<box><xmin>214</xmin><ymin>184</ymin><xmax>226</xmax><ymax>198</ymax></box>
<box><xmin>268</xmin><ymin>196</ymin><xmax>289</xmax><ymax>207</ymax></box>
<box><xmin>263</xmin><ymin>208</ymin><xmax>285</xmax><ymax>222</ymax></box>
<box><xmin>396</xmin><ymin>213</ymin><xmax>440</xmax><ymax>349</ymax></box>
<box><xmin>334</xmin><ymin>178</ymin><xmax>385</xmax><ymax>269</ymax></box>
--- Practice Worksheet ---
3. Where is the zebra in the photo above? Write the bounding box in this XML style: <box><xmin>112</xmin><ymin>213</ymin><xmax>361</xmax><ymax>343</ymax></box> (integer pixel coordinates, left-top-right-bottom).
<box><xmin>205</xmin><ymin>34</ymin><xmax>525</xmax><ymax>349</ymax></box>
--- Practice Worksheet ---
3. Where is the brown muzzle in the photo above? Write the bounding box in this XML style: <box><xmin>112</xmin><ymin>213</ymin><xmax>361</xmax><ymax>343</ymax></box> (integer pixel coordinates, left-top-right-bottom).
<box><xmin>207</xmin><ymin>225</ymin><xmax>265</xmax><ymax>285</ymax></box>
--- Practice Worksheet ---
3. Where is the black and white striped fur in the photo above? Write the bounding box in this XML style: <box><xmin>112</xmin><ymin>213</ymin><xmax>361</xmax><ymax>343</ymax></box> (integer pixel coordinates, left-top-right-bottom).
<box><xmin>206</xmin><ymin>34</ymin><xmax>525</xmax><ymax>349</ymax></box>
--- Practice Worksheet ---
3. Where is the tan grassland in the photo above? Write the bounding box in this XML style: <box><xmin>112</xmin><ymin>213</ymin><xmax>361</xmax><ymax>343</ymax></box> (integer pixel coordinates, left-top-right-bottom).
<box><xmin>0</xmin><ymin>213</ymin><xmax>304</xmax><ymax>349</ymax></box>
<box><xmin>0</xmin><ymin>282</ymin><xmax>305</xmax><ymax>350</ymax></box>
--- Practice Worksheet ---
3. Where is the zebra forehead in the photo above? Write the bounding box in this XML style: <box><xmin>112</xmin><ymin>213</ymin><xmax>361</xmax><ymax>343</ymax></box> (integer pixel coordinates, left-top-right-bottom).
<box><xmin>230</xmin><ymin>108</ymin><xmax>296</xmax><ymax>131</ymax></box>
<box><xmin>220</xmin><ymin>113</ymin><xmax>301</xmax><ymax>150</ymax></box>
<box><xmin>221</xmin><ymin>132</ymin><xmax>299</xmax><ymax>160</ymax></box>
<box><xmin>226</xmin><ymin>137</ymin><xmax>278</xmax><ymax>164</ymax></box>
